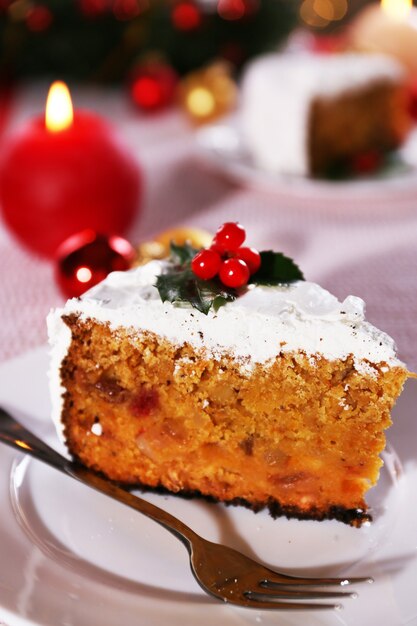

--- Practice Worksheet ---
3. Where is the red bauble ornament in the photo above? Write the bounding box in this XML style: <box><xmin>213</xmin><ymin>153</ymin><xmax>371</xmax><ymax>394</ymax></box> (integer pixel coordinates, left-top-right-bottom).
<box><xmin>55</xmin><ymin>230</ymin><xmax>135</xmax><ymax>298</ymax></box>
<box><xmin>130</xmin><ymin>63</ymin><xmax>178</xmax><ymax>112</ymax></box>
<box><xmin>0</xmin><ymin>112</ymin><xmax>141</xmax><ymax>258</ymax></box>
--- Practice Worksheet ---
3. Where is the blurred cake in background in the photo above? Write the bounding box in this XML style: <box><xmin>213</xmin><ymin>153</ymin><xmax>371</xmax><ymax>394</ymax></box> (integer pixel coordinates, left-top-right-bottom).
<box><xmin>241</xmin><ymin>53</ymin><xmax>412</xmax><ymax>178</ymax></box>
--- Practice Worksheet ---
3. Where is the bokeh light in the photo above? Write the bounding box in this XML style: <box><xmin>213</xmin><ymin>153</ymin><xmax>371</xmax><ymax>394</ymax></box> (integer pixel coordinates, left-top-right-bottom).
<box><xmin>172</xmin><ymin>2</ymin><xmax>202</xmax><ymax>30</ymax></box>
<box><xmin>381</xmin><ymin>0</ymin><xmax>412</xmax><ymax>20</ymax></box>
<box><xmin>186</xmin><ymin>87</ymin><xmax>216</xmax><ymax>118</ymax></box>
<box><xmin>26</xmin><ymin>4</ymin><xmax>53</xmax><ymax>31</ymax></box>
<box><xmin>300</xmin><ymin>0</ymin><xmax>348</xmax><ymax>28</ymax></box>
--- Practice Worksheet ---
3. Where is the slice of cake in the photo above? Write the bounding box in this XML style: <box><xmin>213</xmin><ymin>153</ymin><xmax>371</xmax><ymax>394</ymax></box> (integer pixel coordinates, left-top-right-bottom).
<box><xmin>47</xmin><ymin>224</ymin><xmax>409</xmax><ymax>526</ymax></box>
<box><xmin>241</xmin><ymin>53</ymin><xmax>411</xmax><ymax>178</ymax></box>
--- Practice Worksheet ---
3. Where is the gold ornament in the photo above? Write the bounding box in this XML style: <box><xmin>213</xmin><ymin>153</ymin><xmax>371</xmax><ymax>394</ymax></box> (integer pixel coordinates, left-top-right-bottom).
<box><xmin>155</xmin><ymin>226</ymin><xmax>212</xmax><ymax>249</ymax></box>
<box><xmin>179</xmin><ymin>63</ymin><xmax>238</xmax><ymax>125</ymax></box>
<box><xmin>133</xmin><ymin>227</ymin><xmax>212</xmax><ymax>266</ymax></box>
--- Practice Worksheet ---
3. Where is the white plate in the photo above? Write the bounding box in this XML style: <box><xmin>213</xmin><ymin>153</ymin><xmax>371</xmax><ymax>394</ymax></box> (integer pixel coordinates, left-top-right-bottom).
<box><xmin>0</xmin><ymin>346</ymin><xmax>417</xmax><ymax>626</ymax></box>
<box><xmin>196</xmin><ymin>121</ymin><xmax>417</xmax><ymax>209</ymax></box>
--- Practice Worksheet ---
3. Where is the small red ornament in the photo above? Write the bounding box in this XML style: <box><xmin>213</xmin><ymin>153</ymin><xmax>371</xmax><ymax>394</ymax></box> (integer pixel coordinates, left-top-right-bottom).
<box><xmin>130</xmin><ymin>63</ymin><xmax>178</xmax><ymax>112</ymax></box>
<box><xmin>55</xmin><ymin>230</ymin><xmax>136</xmax><ymax>298</ymax></box>
<box><xmin>219</xmin><ymin>257</ymin><xmax>250</xmax><ymax>288</ymax></box>
<box><xmin>172</xmin><ymin>1</ymin><xmax>202</xmax><ymax>31</ymax></box>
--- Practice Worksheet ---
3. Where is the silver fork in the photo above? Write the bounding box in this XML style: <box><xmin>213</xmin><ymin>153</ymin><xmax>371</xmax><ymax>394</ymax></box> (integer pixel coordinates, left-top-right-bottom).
<box><xmin>0</xmin><ymin>406</ymin><xmax>372</xmax><ymax>610</ymax></box>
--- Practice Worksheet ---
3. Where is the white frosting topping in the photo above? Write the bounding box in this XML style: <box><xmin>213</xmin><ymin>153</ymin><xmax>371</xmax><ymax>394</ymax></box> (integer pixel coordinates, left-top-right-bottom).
<box><xmin>241</xmin><ymin>52</ymin><xmax>404</xmax><ymax>176</ymax></box>
<box><xmin>48</xmin><ymin>260</ymin><xmax>402</xmax><ymax>371</ymax></box>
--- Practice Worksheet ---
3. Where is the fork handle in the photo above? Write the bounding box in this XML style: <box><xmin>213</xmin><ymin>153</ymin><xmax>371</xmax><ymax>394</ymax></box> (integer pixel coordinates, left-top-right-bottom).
<box><xmin>0</xmin><ymin>407</ymin><xmax>199</xmax><ymax>550</ymax></box>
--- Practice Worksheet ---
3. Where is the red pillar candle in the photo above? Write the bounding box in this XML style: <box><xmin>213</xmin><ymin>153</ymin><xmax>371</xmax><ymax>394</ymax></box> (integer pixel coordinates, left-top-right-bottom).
<box><xmin>0</xmin><ymin>82</ymin><xmax>141</xmax><ymax>258</ymax></box>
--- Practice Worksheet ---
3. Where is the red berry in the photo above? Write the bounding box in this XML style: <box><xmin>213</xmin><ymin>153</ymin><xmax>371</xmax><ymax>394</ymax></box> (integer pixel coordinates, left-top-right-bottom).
<box><xmin>191</xmin><ymin>249</ymin><xmax>221</xmax><ymax>280</ymax></box>
<box><xmin>219</xmin><ymin>258</ymin><xmax>250</xmax><ymax>288</ymax></box>
<box><xmin>212</xmin><ymin>222</ymin><xmax>246</xmax><ymax>252</ymax></box>
<box><xmin>235</xmin><ymin>246</ymin><xmax>261</xmax><ymax>274</ymax></box>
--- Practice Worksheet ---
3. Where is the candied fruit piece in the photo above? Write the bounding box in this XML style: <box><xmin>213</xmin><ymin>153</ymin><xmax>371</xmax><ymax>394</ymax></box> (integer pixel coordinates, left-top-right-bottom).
<box><xmin>130</xmin><ymin>386</ymin><xmax>159</xmax><ymax>416</ymax></box>
<box><xmin>94</xmin><ymin>376</ymin><xmax>128</xmax><ymax>403</ymax></box>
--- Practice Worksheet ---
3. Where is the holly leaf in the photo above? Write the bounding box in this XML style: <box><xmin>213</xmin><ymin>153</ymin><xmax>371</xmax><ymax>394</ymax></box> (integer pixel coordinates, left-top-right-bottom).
<box><xmin>156</xmin><ymin>267</ymin><xmax>236</xmax><ymax>315</ymax></box>
<box><xmin>154</xmin><ymin>242</ymin><xmax>304</xmax><ymax>314</ymax></box>
<box><xmin>170</xmin><ymin>241</ymin><xmax>199</xmax><ymax>266</ymax></box>
<box><xmin>250</xmin><ymin>251</ymin><xmax>304</xmax><ymax>285</ymax></box>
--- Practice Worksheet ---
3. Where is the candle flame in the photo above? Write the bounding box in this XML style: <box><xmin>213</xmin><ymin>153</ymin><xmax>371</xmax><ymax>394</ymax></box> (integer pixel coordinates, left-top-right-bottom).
<box><xmin>45</xmin><ymin>81</ymin><xmax>73</xmax><ymax>132</ymax></box>
<box><xmin>381</xmin><ymin>0</ymin><xmax>412</xmax><ymax>21</ymax></box>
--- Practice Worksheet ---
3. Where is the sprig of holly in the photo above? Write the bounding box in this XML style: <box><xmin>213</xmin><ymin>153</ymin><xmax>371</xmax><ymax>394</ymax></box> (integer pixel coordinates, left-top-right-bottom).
<box><xmin>155</xmin><ymin>223</ymin><xmax>304</xmax><ymax>315</ymax></box>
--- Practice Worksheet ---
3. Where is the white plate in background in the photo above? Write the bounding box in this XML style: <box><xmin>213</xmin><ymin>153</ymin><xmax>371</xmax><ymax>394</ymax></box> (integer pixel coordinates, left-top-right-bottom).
<box><xmin>196</xmin><ymin>121</ymin><xmax>417</xmax><ymax>211</ymax></box>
